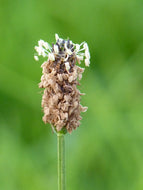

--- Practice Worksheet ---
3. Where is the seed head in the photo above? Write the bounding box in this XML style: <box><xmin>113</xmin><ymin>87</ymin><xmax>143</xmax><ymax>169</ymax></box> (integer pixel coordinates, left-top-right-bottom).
<box><xmin>34</xmin><ymin>34</ymin><xmax>90</xmax><ymax>133</ymax></box>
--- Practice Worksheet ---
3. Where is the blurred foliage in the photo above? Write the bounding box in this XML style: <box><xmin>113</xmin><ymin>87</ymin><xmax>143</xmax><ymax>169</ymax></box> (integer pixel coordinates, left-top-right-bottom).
<box><xmin>0</xmin><ymin>0</ymin><xmax>143</xmax><ymax>189</ymax></box>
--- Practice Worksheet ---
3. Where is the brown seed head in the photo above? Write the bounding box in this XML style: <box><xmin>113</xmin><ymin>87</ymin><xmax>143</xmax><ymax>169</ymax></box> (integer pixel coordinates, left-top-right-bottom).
<box><xmin>34</xmin><ymin>34</ymin><xmax>90</xmax><ymax>133</ymax></box>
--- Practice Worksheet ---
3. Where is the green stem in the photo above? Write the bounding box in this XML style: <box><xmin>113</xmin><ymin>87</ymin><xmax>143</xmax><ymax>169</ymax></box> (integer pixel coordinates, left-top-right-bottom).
<box><xmin>57</xmin><ymin>132</ymin><xmax>65</xmax><ymax>190</ymax></box>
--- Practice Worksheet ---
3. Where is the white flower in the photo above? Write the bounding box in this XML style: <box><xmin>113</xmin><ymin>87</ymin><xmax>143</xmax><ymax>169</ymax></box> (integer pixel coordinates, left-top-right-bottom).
<box><xmin>48</xmin><ymin>53</ymin><xmax>55</xmax><ymax>61</ymax></box>
<box><xmin>73</xmin><ymin>41</ymin><xmax>90</xmax><ymax>67</ymax></box>
<box><xmin>65</xmin><ymin>62</ymin><xmax>70</xmax><ymax>71</ymax></box>
<box><xmin>34</xmin><ymin>34</ymin><xmax>90</xmax><ymax>68</ymax></box>
<box><xmin>34</xmin><ymin>55</ymin><xmax>39</xmax><ymax>61</ymax></box>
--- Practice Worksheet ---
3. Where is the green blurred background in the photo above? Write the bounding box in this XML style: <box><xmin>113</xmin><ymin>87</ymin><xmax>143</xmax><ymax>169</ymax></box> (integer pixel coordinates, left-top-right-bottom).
<box><xmin>0</xmin><ymin>0</ymin><xmax>143</xmax><ymax>189</ymax></box>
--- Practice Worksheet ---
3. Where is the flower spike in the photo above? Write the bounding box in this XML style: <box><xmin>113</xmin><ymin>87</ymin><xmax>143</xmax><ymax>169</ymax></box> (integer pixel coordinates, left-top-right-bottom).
<box><xmin>34</xmin><ymin>34</ymin><xmax>90</xmax><ymax>133</ymax></box>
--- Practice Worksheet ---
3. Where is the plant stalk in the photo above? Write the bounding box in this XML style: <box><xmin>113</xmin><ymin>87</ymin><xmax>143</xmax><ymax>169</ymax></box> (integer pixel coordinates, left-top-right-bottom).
<box><xmin>57</xmin><ymin>132</ymin><xmax>65</xmax><ymax>190</ymax></box>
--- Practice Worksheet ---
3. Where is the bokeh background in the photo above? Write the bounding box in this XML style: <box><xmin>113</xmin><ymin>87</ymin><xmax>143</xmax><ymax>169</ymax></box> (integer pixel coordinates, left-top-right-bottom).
<box><xmin>0</xmin><ymin>0</ymin><xmax>143</xmax><ymax>189</ymax></box>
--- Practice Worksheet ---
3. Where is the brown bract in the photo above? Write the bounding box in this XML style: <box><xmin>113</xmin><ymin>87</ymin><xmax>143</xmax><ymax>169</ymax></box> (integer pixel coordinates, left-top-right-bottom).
<box><xmin>39</xmin><ymin>52</ymin><xmax>88</xmax><ymax>133</ymax></box>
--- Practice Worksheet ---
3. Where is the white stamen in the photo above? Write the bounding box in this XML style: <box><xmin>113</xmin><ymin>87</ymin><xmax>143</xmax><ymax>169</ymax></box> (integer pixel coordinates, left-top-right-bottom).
<box><xmin>38</xmin><ymin>39</ymin><xmax>44</xmax><ymax>47</ymax></box>
<box><xmin>43</xmin><ymin>42</ymin><xmax>50</xmax><ymax>50</ymax></box>
<box><xmin>41</xmin><ymin>51</ymin><xmax>47</xmax><ymax>57</ymax></box>
<box><xmin>65</xmin><ymin>62</ymin><xmax>70</xmax><ymax>71</ymax></box>
<box><xmin>77</xmin><ymin>48</ymin><xmax>85</xmax><ymax>52</ymax></box>
<box><xmin>85</xmin><ymin>50</ymin><xmax>90</xmax><ymax>59</ymax></box>
<box><xmin>34</xmin><ymin>55</ymin><xmax>39</xmax><ymax>61</ymax></box>
<box><xmin>54</xmin><ymin>45</ymin><xmax>59</xmax><ymax>54</ymax></box>
<box><xmin>76</xmin><ymin>55</ymin><xmax>83</xmax><ymax>61</ymax></box>
<box><xmin>66</xmin><ymin>48</ymin><xmax>72</xmax><ymax>55</ymax></box>
<box><xmin>35</xmin><ymin>46</ymin><xmax>43</xmax><ymax>56</ymax></box>
<box><xmin>48</xmin><ymin>53</ymin><xmax>55</xmax><ymax>61</ymax></box>
<box><xmin>75</xmin><ymin>44</ymin><xmax>80</xmax><ymax>52</ymax></box>
<box><xmin>83</xmin><ymin>42</ymin><xmax>89</xmax><ymax>50</ymax></box>
<box><xmin>64</xmin><ymin>42</ymin><xmax>72</xmax><ymax>55</ymax></box>
<box><xmin>85</xmin><ymin>58</ymin><xmax>90</xmax><ymax>67</ymax></box>
<box><xmin>55</xmin><ymin>33</ymin><xmax>59</xmax><ymax>41</ymax></box>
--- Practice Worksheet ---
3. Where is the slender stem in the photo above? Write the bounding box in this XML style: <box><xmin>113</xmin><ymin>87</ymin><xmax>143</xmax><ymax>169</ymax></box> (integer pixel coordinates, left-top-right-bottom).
<box><xmin>57</xmin><ymin>132</ymin><xmax>65</xmax><ymax>190</ymax></box>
